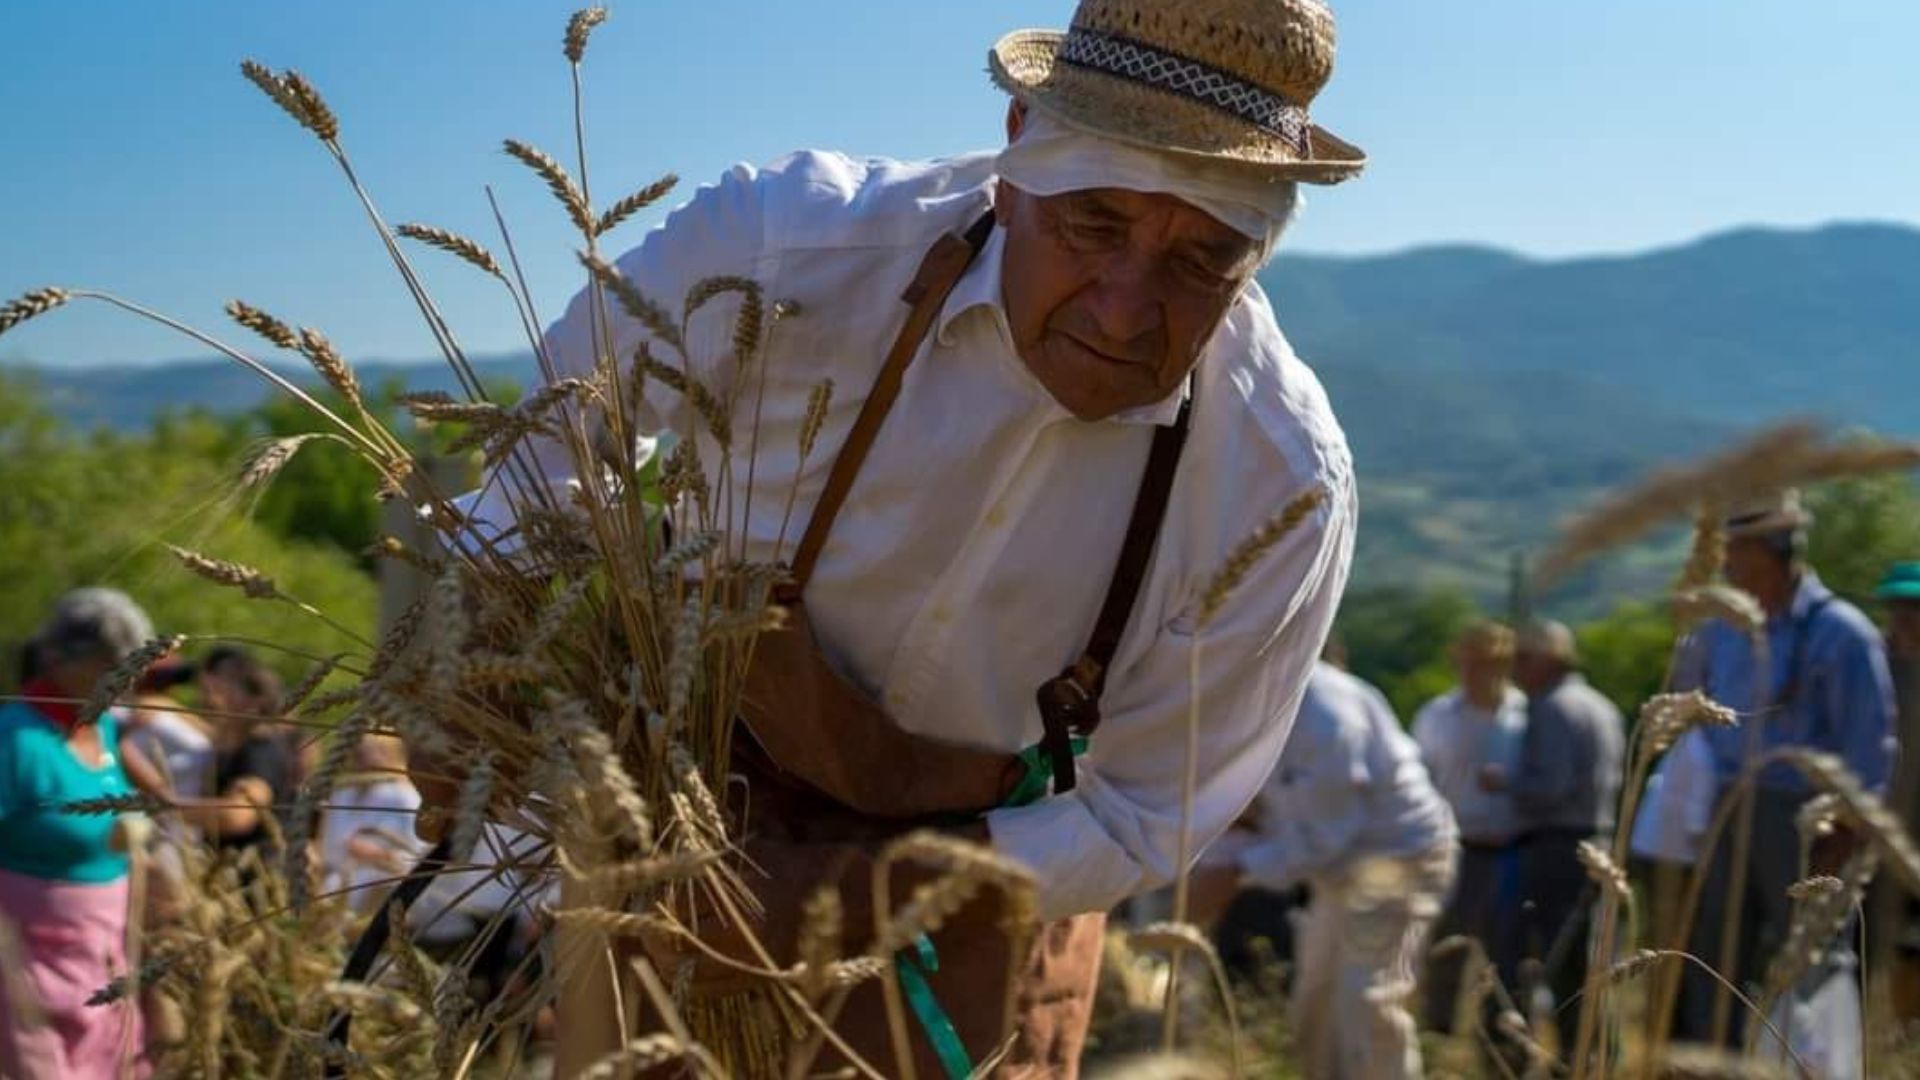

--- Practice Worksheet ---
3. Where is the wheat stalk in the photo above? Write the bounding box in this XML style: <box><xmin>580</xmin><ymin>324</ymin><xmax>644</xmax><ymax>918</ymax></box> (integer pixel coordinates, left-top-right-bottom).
<box><xmin>81</xmin><ymin>635</ymin><xmax>187</xmax><ymax>724</ymax></box>
<box><xmin>596</xmin><ymin>174</ymin><xmax>679</xmax><ymax>237</ymax></box>
<box><xmin>1677</xmin><ymin>505</ymin><xmax>1726</xmax><ymax>590</ymax></box>
<box><xmin>167</xmin><ymin>545</ymin><xmax>279</xmax><ymax>600</ymax></box>
<box><xmin>1672</xmin><ymin>584</ymin><xmax>1766</xmax><ymax>635</ymax></box>
<box><xmin>291</xmin><ymin>326</ymin><xmax>364</xmax><ymax>412</ymax></box>
<box><xmin>396</xmin><ymin>223</ymin><xmax>504</xmax><ymax>278</ymax></box>
<box><xmin>1197</xmin><ymin>486</ymin><xmax>1328</xmax><ymax>627</ymax></box>
<box><xmin>224</xmin><ymin>299</ymin><xmax>300</xmax><ymax>350</ymax></box>
<box><xmin>794</xmin><ymin>886</ymin><xmax>844</xmax><ymax>1001</ymax></box>
<box><xmin>282</xmin><ymin>71</ymin><xmax>339</xmax><ymax>141</ymax></box>
<box><xmin>504</xmin><ymin>138</ymin><xmax>594</xmax><ymax>238</ymax></box>
<box><xmin>1576</xmin><ymin>840</ymin><xmax>1632</xmax><ymax>905</ymax></box>
<box><xmin>563</xmin><ymin>6</ymin><xmax>609</xmax><ymax>63</ymax></box>
<box><xmin>237</xmin><ymin>434</ymin><xmax>334</xmax><ymax>492</ymax></box>
<box><xmin>1639</xmin><ymin>690</ymin><xmax>1739</xmax><ymax>754</ymax></box>
<box><xmin>53</xmin><ymin>792</ymin><xmax>172</xmax><ymax>816</ymax></box>
<box><xmin>579</xmin><ymin>252</ymin><xmax>685</xmax><ymax>351</ymax></box>
<box><xmin>0</xmin><ymin>286</ymin><xmax>70</xmax><ymax>337</ymax></box>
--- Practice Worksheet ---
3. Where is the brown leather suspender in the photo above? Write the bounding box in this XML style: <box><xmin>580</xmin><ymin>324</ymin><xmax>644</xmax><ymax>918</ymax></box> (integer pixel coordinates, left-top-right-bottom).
<box><xmin>784</xmin><ymin>207</ymin><xmax>1192</xmax><ymax>798</ymax></box>
<box><xmin>1036</xmin><ymin>395</ymin><xmax>1191</xmax><ymax>792</ymax></box>
<box><xmin>785</xmin><ymin>212</ymin><xmax>1000</xmax><ymax>598</ymax></box>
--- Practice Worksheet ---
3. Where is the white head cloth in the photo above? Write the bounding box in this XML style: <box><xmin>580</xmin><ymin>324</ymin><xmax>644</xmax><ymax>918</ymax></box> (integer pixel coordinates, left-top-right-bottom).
<box><xmin>995</xmin><ymin>107</ymin><xmax>1301</xmax><ymax>262</ymax></box>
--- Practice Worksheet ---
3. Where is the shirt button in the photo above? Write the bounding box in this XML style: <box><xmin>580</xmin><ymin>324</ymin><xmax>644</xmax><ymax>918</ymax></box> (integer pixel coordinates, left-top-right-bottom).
<box><xmin>984</xmin><ymin>503</ymin><xmax>1009</xmax><ymax>529</ymax></box>
<box><xmin>931</xmin><ymin>605</ymin><xmax>953</xmax><ymax>624</ymax></box>
<box><xmin>887</xmin><ymin>690</ymin><xmax>906</xmax><ymax>710</ymax></box>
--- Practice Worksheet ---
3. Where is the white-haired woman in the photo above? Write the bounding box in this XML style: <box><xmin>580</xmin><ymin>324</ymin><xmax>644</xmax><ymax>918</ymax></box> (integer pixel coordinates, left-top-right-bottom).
<box><xmin>0</xmin><ymin>588</ymin><xmax>154</xmax><ymax>1078</ymax></box>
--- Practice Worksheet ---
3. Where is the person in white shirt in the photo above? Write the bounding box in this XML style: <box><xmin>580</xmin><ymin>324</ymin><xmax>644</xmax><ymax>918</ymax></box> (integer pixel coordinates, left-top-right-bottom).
<box><xmin>455</xmin><ymin>0</ymin><xmax>1364</xmax><ymax>1072</ymax></box>
<box><xmin>317</xmin><ymin>735</ymin><xmax>423</xmax><ymax>912</ymax></box>
<box><xmin>1411</xmin><ymin>621</ymin><xmax>1528</xmax><ymax>1037</ymax></box>
<box><xmin>1230</xmin><ymin>657</ymin><xmax>1457</xmax><ymax>1080</ymax></box>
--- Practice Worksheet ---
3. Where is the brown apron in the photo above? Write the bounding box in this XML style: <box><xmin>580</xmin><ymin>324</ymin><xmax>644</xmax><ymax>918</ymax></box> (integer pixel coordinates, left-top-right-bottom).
<box><xmin>730</xmin><ymin>209</ymin><xmax>1191</xmax><ymax>1079</ymax></box>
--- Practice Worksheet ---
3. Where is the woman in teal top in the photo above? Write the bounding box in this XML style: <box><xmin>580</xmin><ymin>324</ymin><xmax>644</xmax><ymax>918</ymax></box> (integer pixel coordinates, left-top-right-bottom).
<box><xmin>0</xmin><ymin>589</ymin><xmax>152</xmax><ymax>1079</ymax></box>
<box><xmin>0</xmin><ymin>704</ymin><xmax>135</xmax><ymax>882</ymax></box>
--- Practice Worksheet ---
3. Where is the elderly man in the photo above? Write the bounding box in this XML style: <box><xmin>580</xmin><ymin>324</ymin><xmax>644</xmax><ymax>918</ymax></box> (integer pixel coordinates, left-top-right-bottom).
<box><xmin>1411</xmin><ymin>620</ymin><xmax>1528</xmax><ymax>1035</ymax></box>
<box><xmin>1227</xmin><ymin>655</ymin><xmax>1457</xmax><ymax>1079</ymax></box>
<box><xmin>469</xmin><ymin>1</ymin><xmax>1362</xmax><ymax>1073</ymax></box>
<box><xmin>1672</xmin><ymin>492</ymin><xmax>1897</xmax><ymax>1070</ymax></box>
<box><xmin>1508</xmin><ymin>619</ymin><xmax>1624</xmax><ymax>1058</ymax></box>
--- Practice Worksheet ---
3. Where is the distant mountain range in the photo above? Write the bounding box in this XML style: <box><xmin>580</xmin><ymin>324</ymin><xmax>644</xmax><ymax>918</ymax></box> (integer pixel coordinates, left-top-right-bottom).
<box><xmin>9</xmin><ymin>221</ymin><xmax>1918</xmax><ymax>611</ymax></box>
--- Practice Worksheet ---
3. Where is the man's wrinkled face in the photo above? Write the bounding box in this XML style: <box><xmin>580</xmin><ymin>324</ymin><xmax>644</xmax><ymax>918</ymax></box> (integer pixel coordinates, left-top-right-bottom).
<box><xmin>995</xmin><ymin>183</ymin><xmax>1260</xmax><ymax>422</ymax></box>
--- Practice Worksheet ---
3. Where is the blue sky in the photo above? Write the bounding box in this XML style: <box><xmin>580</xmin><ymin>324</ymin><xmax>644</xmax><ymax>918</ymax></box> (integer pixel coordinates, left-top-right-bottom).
<box><xmin>3</xmin><ymin>0</ymin><xmax>1916</xmax><ymax>368</ymax></box>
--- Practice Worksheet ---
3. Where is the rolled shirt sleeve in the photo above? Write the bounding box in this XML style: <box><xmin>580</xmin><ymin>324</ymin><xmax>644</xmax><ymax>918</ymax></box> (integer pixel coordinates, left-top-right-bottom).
<box><xmin>987</xmin><ymin>472</ymin><xmax>1354</xmax><ymax>919</ymax></box>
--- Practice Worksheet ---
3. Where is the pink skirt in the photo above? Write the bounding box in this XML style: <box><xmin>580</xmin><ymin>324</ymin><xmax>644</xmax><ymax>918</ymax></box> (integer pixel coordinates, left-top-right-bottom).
<box><xmin>0</xmin><ymin>866</ymin><xmax>145</xmax><ymax>1079</ymax></box>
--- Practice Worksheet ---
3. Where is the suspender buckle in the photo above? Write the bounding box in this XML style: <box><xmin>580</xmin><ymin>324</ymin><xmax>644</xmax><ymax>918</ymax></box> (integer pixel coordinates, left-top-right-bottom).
<box><xmin>1035</xmin><ymin>658</ymin><xmax>1104</xmax><ymax>794</ymax></box>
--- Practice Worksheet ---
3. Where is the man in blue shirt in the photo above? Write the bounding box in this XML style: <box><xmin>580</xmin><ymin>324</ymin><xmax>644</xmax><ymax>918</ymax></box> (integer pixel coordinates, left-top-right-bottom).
<box><xmin>1672</xmin><ymin>490</ymin><xmax>1898</xmax><ymax>1063</ymax></box>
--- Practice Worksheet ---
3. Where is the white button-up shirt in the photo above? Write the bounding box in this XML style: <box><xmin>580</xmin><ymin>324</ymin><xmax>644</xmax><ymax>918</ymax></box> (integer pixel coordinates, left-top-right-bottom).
<box><xmin>1411</xmin><ymin>685</ymin><xmax>1529</xmax><ymax>845</ymax></box>
<box><xmin>1238</xmin><ymin>663</ymin><xmax>1456</xmax><ymax>892</ymax></box>
<box><xmin>474</xmin><ymin>150</ymin><xmax>1355</xmax><ymax>918</ymax></box>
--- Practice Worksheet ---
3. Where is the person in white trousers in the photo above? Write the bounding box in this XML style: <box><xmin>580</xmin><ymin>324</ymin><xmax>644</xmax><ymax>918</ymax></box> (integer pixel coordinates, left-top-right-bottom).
<box><xmin>1224</xmin><ymin>656</ymin><xmax>1459</xmax><ymax>1079</ymax></box>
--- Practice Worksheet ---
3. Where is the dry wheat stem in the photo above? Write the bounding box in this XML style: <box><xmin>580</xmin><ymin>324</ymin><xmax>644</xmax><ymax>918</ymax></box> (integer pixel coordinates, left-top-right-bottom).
<box><xmin>396</xmin><ymin>222</ymin><xmax>504</xmax><ymax>278</ymax></box>
<box><xmin>505</xmin><ymin>138</ymin><xmax>594</xmax><ymax>238</ymax></box>
<box><xmin>1677</xmin><ymin>505</ymin><xmax>1727</xmax><ymax>591</ymax></box>
<box><xmin>1197</xmin><ymin>486</ymin><xmax>1328</xmax><ymax>627</ymax></box>
<box><xmin>1673</xmin><ymin>584</ymin><xmax>1766</xmax><ymax>636</ymax></box>
<box><xmin>224</xmin><ymin>299</ymin><xmax>300</xmax><ymax>350</ymax></box>
<box><xmin>579</xmin><ymin>252</ymin><xmax>685</xmax><ymax>351</ymax></box>
<box><xmin>564</xmin><ymin>6</ymin><xmax>609</xmax><ymax>63</ymax></box>
<box><xmin>1535</xmin><ymin>421</ymin><xmax>1825</xmax><ymax>586</ymax></box>
<box><xmin>60</xmin><ymin>290</ymin><xmax>395</xmax><ymax>462</ymax></box>
<box><xmin>82</xmin><ymin>635</ymin><xmax>187</xmax><ymax>725</ymax></box>
<box><xmin>597</xmin><ymin>174</ymin><xmax>679</xmax><ymax>237</ymax></box>
<box><xmin>237</xmin><ymin>433</ymin><xmax>341</xmax><ymax>493</ymax></box>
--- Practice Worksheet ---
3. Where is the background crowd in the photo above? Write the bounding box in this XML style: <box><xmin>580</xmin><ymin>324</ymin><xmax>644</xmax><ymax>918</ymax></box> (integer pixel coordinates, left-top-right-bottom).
<box><xmin>2</xmin><ymin>486</ymin><xmax>1916</xmax><ymax>1077</ymax></box>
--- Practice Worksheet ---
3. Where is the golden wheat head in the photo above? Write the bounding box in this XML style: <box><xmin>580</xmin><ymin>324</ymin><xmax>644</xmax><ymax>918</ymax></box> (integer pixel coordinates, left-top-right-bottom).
<box><xmin>0</xmin><ymin>287</ymin><xmax>70</xmax><ymax>338</ymax></box>
<box><xmin>504</xmin><ymin>138</ymin><xmax>593</xmax><ymax>238</ymax></box>
<box><xmin>396</xmin><ymin>223</ymin><xmax>504</xmax><ymax>278</ymax></box>
<box><xmin>564</xmin><ymin>7</ymin><xmax>609</xmax><ymax>64</ymax></box>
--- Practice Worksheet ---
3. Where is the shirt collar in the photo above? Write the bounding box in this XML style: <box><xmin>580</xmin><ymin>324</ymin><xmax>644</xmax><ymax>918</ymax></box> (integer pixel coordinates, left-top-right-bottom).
<box><xmin>1785</xmin><ymin>571</ymin><xmax>1834</xmax><ymax>623</ymax></box>
<box><xmin>935</xmin><ymin>224</ymin><xmax>1192</xmax><ymax>428</ymax></box>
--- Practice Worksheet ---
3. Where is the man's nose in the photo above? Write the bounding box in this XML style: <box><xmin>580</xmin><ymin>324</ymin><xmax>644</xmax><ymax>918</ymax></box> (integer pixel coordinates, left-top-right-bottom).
<box><xmin>1080</xmin><ymin>255</ymin><xmax>1164</xmax><ymax>347</ymax></box>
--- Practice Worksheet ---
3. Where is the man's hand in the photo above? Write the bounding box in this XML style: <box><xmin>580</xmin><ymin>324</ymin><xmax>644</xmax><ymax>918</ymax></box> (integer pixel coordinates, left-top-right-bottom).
<box><xmin>1478</xmin><ymin>763</ymin><xmax>1509</xmax><ymax>793</ymax></box>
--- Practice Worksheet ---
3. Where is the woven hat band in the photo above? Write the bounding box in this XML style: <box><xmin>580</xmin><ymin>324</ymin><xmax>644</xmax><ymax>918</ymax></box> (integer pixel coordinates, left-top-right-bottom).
<box><xmin>1056</xmin><ymin>26</ymin><xmax>1313</xmax><ymax>157</ymax></box>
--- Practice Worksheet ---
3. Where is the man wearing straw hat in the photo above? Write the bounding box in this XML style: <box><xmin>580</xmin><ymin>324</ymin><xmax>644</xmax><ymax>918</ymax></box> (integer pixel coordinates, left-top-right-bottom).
<box><xmin>467</xmin><ymin>0</ymin><xmax>1363</xmax><ymax>1074</ymax></box>
<box><xmin>1671</xmin><ymin>490</ymin><xmax>1896</xmax><ymax>1073</ymax></box>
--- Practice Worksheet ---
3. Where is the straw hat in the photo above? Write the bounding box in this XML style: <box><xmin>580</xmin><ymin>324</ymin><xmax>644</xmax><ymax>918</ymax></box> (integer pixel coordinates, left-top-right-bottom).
<box><xmin>990</xmin><ymin>0</ymin><xmax>1366</xmax><ymax>184</ymax></box>
<box><xmin>1724</xmin><ymin>489</ymin><xmax>1813</xmax><ymax>539</ymax></box>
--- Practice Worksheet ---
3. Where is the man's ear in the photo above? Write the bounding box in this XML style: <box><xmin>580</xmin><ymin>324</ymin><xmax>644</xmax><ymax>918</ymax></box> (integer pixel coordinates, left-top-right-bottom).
<box><xmin>1005</xmin><ymin>99</ymin><xmax>1028</xmax><ymax>143</ymax></box>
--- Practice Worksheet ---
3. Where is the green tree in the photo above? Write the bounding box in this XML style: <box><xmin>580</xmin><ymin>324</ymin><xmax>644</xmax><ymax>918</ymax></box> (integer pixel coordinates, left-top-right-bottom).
<box><xmin>1805</xmin><ymin>472</ymin><xmax>1920</xmax><ymax>608</ymax></box>
<box><xmin>1573</xmin><ymin>601</ymin><xmax>1675</xmax><ymax>719</ymax></box>
<box><xmin>0</xmin><ymin>375</ymin><xmax>376</xmax><ymax>693</ymax></box>
<box><xmin>1336</xmin><ymin>584</ymin><xmax>1480</xmax><ymax>719</ymax></box>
